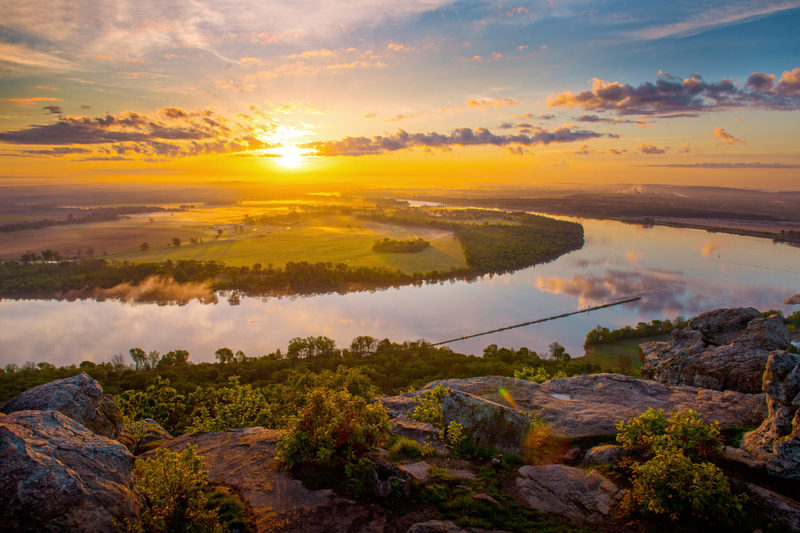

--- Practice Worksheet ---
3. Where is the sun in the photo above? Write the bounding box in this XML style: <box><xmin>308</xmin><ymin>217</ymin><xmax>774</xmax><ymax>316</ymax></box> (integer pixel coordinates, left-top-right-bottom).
<box><xmin>273</xmin><ymin>144</ymin><xmax>309</xmax><ymax>168</ymax></box>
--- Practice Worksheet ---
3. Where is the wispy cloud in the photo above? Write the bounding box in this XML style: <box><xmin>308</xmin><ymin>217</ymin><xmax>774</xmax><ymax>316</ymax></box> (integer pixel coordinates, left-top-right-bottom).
<box><xmin>629</xmin><ymin>1</ymin><xmax>800</xmax><ymax>40</ymax></box>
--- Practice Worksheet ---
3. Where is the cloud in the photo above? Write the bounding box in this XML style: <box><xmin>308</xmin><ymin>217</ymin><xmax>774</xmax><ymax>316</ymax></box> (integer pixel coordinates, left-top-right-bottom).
<box><xmin>3</xmin><ymin>97</ymin><xmax>61</xmax><ymax>105</ymax></box>
<box><xmin>712</xmin><ymin>127</ymin><xmax>745</xmax><ymax>144</ymax></box>
<box><xmin>628</xmin><ymin>2</ymin><xmax>800</xmax><ymax>41</ymax></box>
<box><xmin>0</xmin><ymin>107</ymin><xmax>273</xmax><ymax>159</ymax></box>
<box><xmin>639</xmin><ymin>162</ymin><xmax>800</xmax><ymax>169</ymax></box>
<box><xmin>0</xmin><ymin>42</ymin><xmax>77</xmax><ymax>71</ymax></box>
<box><xmin>575</xmin><ymin>114</ymin><xmax>643</xmax><ymax>125</ymax></box>
<box><xmin>514</xmin><ymin>112</ymin><xmax>555</xmax><ymax>120</ymax></box>
<box><xmin>465</xmin><ymin>97</ymin><xmax>519</xmax><ymax>109</ymax></box>
<box><xmin>548</xmin><ymin>69</ymin><xmax>800</xmax><ymax>115</ymax></box>
<box><xmin>638</xmin><ymin>143</ymin><xmax>667</xmax><ymax>154</ymax></box>
<box><xmin>42</xmin><ymin>105</ymin><xmax>63</xmax><ymax>115</ymax></box>
<box><xmin>303</xmin><ymin>125</ymin><xmax>614</xmax><ymax>156</ymax></box>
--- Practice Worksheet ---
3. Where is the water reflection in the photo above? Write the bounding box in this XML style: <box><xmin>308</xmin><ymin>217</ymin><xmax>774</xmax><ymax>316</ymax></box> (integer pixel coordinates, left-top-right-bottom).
<box><xmin>1</xmin><ymin>218</ymin><xmax>798</xmax><ymax>366</ymax></box>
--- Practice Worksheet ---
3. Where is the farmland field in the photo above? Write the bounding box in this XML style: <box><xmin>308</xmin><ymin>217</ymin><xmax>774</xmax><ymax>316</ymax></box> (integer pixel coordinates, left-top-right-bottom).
<box><xmin>0</xmin><ymin>203</ymin><xmax>467</xmax><ymax>274</ymax></box>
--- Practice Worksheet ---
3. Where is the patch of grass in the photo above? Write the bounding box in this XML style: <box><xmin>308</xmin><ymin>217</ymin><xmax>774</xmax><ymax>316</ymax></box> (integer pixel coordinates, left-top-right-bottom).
<box><xmin>573</xmin><ymin>335</ymin><xmax>670</xmax><ymax>376</ymax></box>
<box><xmin>113</xmin><ymin>215</ymin><xmax>466</xmax><ymax>274</ymax></box>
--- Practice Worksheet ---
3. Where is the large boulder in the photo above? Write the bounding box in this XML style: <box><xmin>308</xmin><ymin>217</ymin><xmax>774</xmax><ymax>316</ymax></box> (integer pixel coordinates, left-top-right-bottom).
<box><xmin>688</xmin><ymin>307</ymin><xmax>760</xmax><ymax>345</ymax></box>
<box><xmin>441</xmin><ymin>390</ymin><xmax>535</xmax><ymax>455</ymax></box>
<box><xmin>513</xmin><ymin>464</ymin><xmax>624</xmax><ymax>525</ymax></box>
<box><xmin>0</xmin><ymin>372</ymin><xmax>123</xmax><ymax>439</ymax></box>
<box><xmin>640</xmin><ymin>308</ymin><xmax>790</xmax><ymax>393</ymax></box>
<box><xmin>742</xmin><ymin>351</ymin><xmax>800</xmax><ymax>480</ymax></box>
<box><xmin>157</xmin><ymin>427</ymin><xmax>385</xmax><ymax>533</ymax></box>
<box><xmin>0</xmin><ymin>410</ymin><xmax>141</xmax><ymax>532</ymax></box>
<box><xmin>401</xmin><ymin>375</ymin><xmax>765</xmax><ymax>439</ymax></box>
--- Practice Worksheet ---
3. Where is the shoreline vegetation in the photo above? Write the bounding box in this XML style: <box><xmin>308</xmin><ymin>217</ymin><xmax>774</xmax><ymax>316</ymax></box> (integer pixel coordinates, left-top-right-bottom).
<box><xmin>0</xmin><ymin>207</ymin><xmax>584</xmax><ymax>302</ymax></box>
<box><xmin>411</xmin><ymin>194</ymin><xmax>800</xmax><ymax>246</ymax></box>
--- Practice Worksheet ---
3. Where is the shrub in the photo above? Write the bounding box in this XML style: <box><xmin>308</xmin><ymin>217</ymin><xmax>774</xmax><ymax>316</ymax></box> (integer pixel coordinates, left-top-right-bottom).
<box><xmin>410</xmin><ymin>384</ymin><xmax>450</xmax><ymax>427</ymax></box>
<box><xmin>616</xmin><ymin>408</ymin><xmax>721</xmax><ymax>461</ymax></box>
<box><xmin>277</xmin><ymin>387</ymin><xmax>390</xmax><ymax>472</ymax></box>
<box><xmin>388</xmin><ymin>435</ymin><xmax>432</xmax><ymax>460</ymax></box>
<box><xmin>513</xmin><ymin>366</ymin><xmax>566</xmax><ymax>383</ymax></box>
<box><xmin>126</xmin><ymin>446</ymin><xmax>222</xmax><ymax>533</ymax></box>
<box><xmin>187</xmin><ymin>377</ymin><xmax>272</xmax><ymax>432</ymax></box>
<box><xmin>439</xmin><ymin>420</ymin><xmax>466</xmax><ymax>450</ymax></box>
<box><xmin>625</xmin><ymin>449</ymin><xmax>746</xmax><ymax>523</ymax></box>
<box><xmin>616</xmin><ymin>408</ymin><xmax>746</xmax><ymax>525</ymax></box>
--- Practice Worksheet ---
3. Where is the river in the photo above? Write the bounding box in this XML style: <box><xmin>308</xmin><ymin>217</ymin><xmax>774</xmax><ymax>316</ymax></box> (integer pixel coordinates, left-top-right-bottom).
<box><xmin>1</xmin><ymin>217</ymin><xmax>798</xmax><ymax>367</ymax></box>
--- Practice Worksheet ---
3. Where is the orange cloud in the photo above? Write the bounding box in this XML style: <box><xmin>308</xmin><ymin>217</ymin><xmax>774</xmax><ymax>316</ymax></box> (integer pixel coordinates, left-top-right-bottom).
<box><xmin>4</xmin><ymin>97</ymin><xmax>61</xmax><ymax>105</ymax></box>
<box><xmin>465</xmin><ymin>97</ymin><xmax>519</xmax><ymax>109</ymax></box>
<box><xmin>712</xmin><ymin>127</ymin><xmax>745</xmax><ymax>145</ymax></box>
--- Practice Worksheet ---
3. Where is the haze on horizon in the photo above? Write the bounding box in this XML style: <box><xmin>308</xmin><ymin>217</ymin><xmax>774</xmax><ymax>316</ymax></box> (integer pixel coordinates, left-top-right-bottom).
<box><xmin>1</xmin><ymin>0</ymin><xmax>799</xmax><ymax>191</ymax></box>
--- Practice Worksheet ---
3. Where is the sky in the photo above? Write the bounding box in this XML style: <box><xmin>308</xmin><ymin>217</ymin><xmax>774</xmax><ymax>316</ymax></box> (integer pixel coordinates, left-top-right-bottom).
<box><xmin>1</xmin><ymin>0</ymin><xmax>799</xmax><ymax>190</ymax></box>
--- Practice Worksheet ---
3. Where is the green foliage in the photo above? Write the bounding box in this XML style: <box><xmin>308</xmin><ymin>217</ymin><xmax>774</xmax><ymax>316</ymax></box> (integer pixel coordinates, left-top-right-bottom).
<box><xmin>439</xmin><ymin>420</ymin><xmax>466</xmax><ymax>449</ymax></box>
<box><xmin>117</xmin><ymin>376</ymin><xmax>186</xmax><ymax>434</ymax></box>
<box><xmin>615</xmin><ymin>408</ymin><xmax>722</xmax><ymax>461</ymax></box>
<box><xmin>409</xmin><ymin>384</ymin><xmax>451</xmax><ymax>427</ymax></box>
<box><xmin>583</xmin><ymin>318</ymin><xmax>688</xmax><ymax>345</ymax></box>
<box><xmin>616</xmin><ymin>408</ymin><xmax>745</xmax><ymax>525</ymax></box>
<box><xmin>126</xmin><ymin>446</ymin><xmax>224</xmax><ymax>533</ymax></box>
<box><xmin>276</xmin><ymin>387</ymin><xmax>389</xmax><ymax>472</ymax></box>
<box><xmin>187</xmin><ymin>376</ymin><xmax>272</xmax><ymax>432</ymax></box>
<box><xmin>387</xmin><ymin>435</ymin><xmax>432</xmax><ymax>460</ymax></box>
<box><xmin>513</xmin><ymin>366</ymin><xmax>566</xmax><ymax>383</ymax></box>
<box><xmin>625</xmin><ymin>449</ymin><xmax>746</xmax><ymax>523</ymax></box>
<box><xmin>372</xmin><ymin>237</ymin><xmax>430</xmax><ymax>253</ymax></box>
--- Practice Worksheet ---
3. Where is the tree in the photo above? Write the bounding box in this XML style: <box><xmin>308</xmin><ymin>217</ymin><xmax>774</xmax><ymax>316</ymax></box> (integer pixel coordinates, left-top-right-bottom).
<box><xmin>140</xmin><ymin>242</ymin><xmax>149</xmax><ymax>251</ymax></box>
<box><xmin>147</xmin><ymin>350</ymin><xmax>162</xmax><ymax>370</ymax></box>
<box><xmin>110</xmin><ymin>352</ymin><xmax>127</xmax><ymax>370</ymax></box>
<box><xmin>349</xmin><ymin>336</ymin><xmax>377</xmax><ymax>357</ymax></box>
<box><xmin>129</xmin><ymin>347</ymin><xmax>147</xmax><ymax>370</ymax></box>
<box><xmin>548</xmin><ymin>342</ymin><xmax>570</xmax><ymax>363</ymax></box>
<box><xmin>171</xmin><ymin>237</ymin><xmax>181</xmax><ymax>248</ymax></box>
<box><xmin>215</xmin><ymin>347</ymin><xmax>234</xmax><ymax>364</ymax></box>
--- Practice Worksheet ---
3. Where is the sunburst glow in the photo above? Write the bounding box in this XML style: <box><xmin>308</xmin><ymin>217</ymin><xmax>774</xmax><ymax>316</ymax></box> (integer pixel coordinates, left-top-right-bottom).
<box><xmin>273</xmin><ymin>144</ymin><xmax>311</xmax><ymax>168</ymax></box>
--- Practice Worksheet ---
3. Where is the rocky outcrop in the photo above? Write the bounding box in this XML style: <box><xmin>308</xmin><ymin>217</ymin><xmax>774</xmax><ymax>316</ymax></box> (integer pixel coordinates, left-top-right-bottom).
<box><xmin>120</xmin><ymin>418</ymin><xmax>172</xmax><ymax>454</ymax></box>
<box><xmin>0</xmin><ymin>410</ymin><xmax>141</xmax><ymax>532</ymax></box>
<box><xmin>441</xmin><ymin>390</ymin><xmax>535</xmax><ymax>455</ymax></box>
<box><xmin>746</xmin><ymin>484</ymin><xmax>800</xmax><ymax>532</ymax></box>
<box><xmin>513</xmin><ymin>464</ymin><xmax>624</xmax><ymax>525</ymax></box>
<box><xmin>0</xmin><ymin>371</ymin><xmax>123</xmax><ymax>439</ymax></box>
<box><xmin>158</xmin><ymin>427</ymin><xmax>385</xmax><ymax>533</ymax></box>
<box><xmin>640</xmin><ymin>308</ymin><xmax>791</xmax><ymax>393</ymax></box>
<box><xmin>742</xmin><ymin>351</ymin><xmax>800</xmax><ymax>480</ymax></box>
<box><xmin>583</xmin><ymin>444</ymin><xmax>627</xmax><ymax>466</ymax></box>
<box><xmin>390</xmin><ymin>417</ymin><xmax>447</xmax><ymax>455</ymax></box>
<box><xmin>398</xmin><ymin>374</ymin><xmax>765</xmax><ymax>439</ymax></box>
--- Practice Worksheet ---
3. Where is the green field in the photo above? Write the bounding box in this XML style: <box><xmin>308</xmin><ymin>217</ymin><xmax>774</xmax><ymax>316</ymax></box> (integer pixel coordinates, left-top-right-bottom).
<box><xmin>112</xmin><ymin>215</ymin><xmax>467</xmax><ymax>274</ymax></box>
<box><xmin>572</xmin><ymin>334</ymin><xmax>670</xmax><ymax>377</ymax></box>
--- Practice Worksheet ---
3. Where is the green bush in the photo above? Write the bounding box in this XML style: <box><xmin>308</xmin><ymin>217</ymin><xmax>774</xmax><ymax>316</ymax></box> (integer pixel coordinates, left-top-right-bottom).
<box><xmin>187</xmin><ymin>376</ymin><xmax>272</xmax><ymax>432</ymax></box>
<box><xmin>616</xmin><ymin>408</ymin><xmax>746</xmax><ymax>525</ymax></box>
<box><xmin>513</xmin><ymin>366</ymin><xmax>566</xmax><ymax>383</ymax></box>
<box><xmin>626</xmin><ymin>449</ymin><xmax>746</xmax><ymax>523</ymax></box>
<box><xmin>126</xmin><ymin>446</ymin><xmax>222</xmax><ymax>533</ymax></box>
<box><xmin>388</xmin><ymin>435</ymin><xmax>432</xmax><ymax>460</ymax></box>
<box><xmin>410</xmin><ymin>384</ymin><xmax>450</xmax><ymax>427</ymax></box>
<box><xmin>276</xmin><ymin>387</ymin><xmax>390</xmax><ymax>471</ymax></box>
